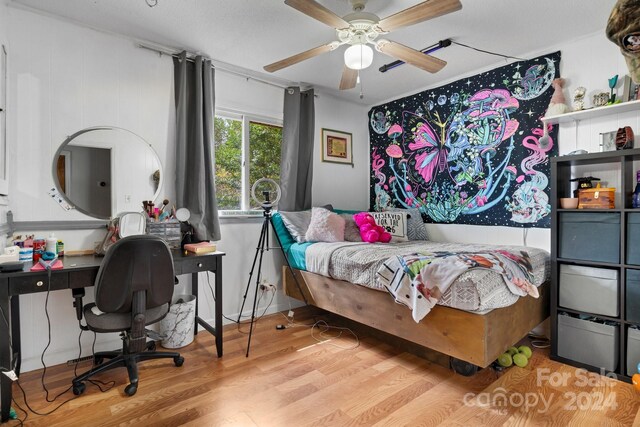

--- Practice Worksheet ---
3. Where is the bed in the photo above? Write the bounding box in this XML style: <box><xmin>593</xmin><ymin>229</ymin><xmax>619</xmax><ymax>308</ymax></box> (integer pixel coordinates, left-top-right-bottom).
<box><xmin>273</xmin><ymin>211</ymin><xmax>550</xmax><ymax>371</ymax></box>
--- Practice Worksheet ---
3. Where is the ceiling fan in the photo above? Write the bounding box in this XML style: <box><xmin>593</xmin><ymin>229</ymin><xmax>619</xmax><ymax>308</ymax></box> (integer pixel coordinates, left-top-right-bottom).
<box><xmin>264</xmin><ymin>0</ymin><xmax>462</xmax><ymax>90</ymax></box>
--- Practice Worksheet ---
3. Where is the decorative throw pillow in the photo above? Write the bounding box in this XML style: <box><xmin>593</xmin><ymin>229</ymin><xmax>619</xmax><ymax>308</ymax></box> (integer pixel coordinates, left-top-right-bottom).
<box><xmin>389</xmin><ymin>207</ymin><xmax>429</xmax><ymax>241</ymax></box>
<box><xmin>371</xmin><ymin>211</ymin><xmax>408</xmax><ymax>242</ymax></box>
<box><xmin>279</xmin><ymin>211</ymin><xmax>312</xmax><ymax>243</ymax></box>
<box><xmin>340</xmin><ymin>214</ymin><xmax>363</xmax><ymax>242</ymax></box>
<box><xmin>305</xmin><ymin>207</ymin><xmax>345</xmax><ymax>243</ymax></box>
<box><xmin>279</xmin><ymin>204</ymin><xmax>334</xmax><ymax>243</ymax></box>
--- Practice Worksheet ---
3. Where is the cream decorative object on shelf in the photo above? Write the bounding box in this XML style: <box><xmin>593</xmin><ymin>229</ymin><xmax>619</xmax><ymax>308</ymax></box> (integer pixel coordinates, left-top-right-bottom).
<box><xmin>572</xmin><ymin>86</ymin><xmax>586</xmax><ymax>111</ymax></box>
<box><xmin>593</xmin><ymin>92</ymin><xmax>610</xmax><ymax>107</ymax></box>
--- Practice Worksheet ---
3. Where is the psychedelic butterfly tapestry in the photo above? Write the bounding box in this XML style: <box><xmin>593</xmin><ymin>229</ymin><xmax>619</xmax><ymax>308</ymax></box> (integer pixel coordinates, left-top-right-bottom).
<box><xmin>369</xmin><ymin>51</ymin><xmax>560</xmax><ymax>228</ymax></box>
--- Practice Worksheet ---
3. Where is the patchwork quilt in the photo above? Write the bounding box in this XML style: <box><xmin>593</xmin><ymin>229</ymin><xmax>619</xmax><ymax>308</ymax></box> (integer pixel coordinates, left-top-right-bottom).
<box><xmin>377</xmin><ymin>250</ymin><xmax>538</xmax><ymax>322</ymax></box>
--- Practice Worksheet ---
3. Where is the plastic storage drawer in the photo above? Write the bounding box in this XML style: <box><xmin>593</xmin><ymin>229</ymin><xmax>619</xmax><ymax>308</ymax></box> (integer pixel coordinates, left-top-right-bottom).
<box><xmin>557</xmin><ymin>314</ymin><xmax>619</xmax><ymax>371</ymax></box>
<box><xmin>627</xmin><ymin>328</ymin><xmax>640</xmax><ymax>376</ymax></box>
<box><xmin>628</xmin><ymin>270</ymin><xmax>640</xmax><ymax>324</ymax></box>
<box><xmin>559</xmin><ymin>212</ymin><xmax>620</xmax><ymax>264</ymax></box>
<box><xmin>627</xmin><ymin>214</ymin><xmax>640</xmax><ymax>265</ymax></box>
<box><xmin>559</xmin><ymin>265</ymin><xmax>618</xmax><ymax>316</ymax></box>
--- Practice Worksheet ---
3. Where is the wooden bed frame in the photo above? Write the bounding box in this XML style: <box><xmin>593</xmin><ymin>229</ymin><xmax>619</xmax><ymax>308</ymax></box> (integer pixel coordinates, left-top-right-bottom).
<box><xmin>283</xmin><ymin>267</ymin><xmax>549</xmax><ymax>369</ymax></box>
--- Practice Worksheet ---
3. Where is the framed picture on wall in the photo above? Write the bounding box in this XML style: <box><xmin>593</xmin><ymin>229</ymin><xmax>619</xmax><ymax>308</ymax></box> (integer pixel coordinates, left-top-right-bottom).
<box><xmin>321</xmin><ymin>128</ymin><xmax>352</xmax><ymax>165</ymax></box>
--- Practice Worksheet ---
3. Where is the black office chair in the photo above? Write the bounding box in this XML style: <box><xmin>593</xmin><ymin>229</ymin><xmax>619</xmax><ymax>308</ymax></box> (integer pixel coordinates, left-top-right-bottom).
<box><xmin>72</xmin><ymin>235</ymin><xmax>184</xmax><ymax>397</ymax></box>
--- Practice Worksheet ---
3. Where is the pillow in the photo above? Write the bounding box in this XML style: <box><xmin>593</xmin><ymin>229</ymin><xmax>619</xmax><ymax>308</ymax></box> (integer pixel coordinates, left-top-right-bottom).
<box><xmin>305</xmin><ymin>207</ymin><xmax>345</xmax><ymax>243</ymax></box>
<box><xmin>279</xmin><ymin>211</ymin><xmax>311</xmax><ymax>243</ymax></box>
<box><xmin>279</xmin><ymin>204</ymin><xmax>334</xmax><ymax>243</ymax></box>
<box><xmin>371</xmin><ymin>211</ymin><xmax>408</xmax><ymax>242</ymax></box>
<box><xmin>340</xmin><ymin>213</ymin><xmax>363</xmax><ymax>242</ymax></box>
<box><xmin>389</xmin><ymin>207</ymin><xmax>429</xmax><ymax>241</ymax></box>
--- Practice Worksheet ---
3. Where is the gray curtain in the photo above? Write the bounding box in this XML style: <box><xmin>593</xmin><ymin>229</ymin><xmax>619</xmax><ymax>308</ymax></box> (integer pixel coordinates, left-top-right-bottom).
<box><xmin>174</xmin><ymin>52</ymin><xmax>221</xmax><ymax>241</ymax></box>
<box><xmin>279</xmin><ymin>87</ymin><xmax>315</xmax><ymax>211</ymax></box>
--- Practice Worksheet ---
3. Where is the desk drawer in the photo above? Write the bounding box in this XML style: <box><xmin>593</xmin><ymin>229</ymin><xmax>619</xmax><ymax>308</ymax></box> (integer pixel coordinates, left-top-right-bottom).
<box><xmin>10</xmin><ymin>274</ymin><xmax>68</xmax><ymax>294</ymax></box>
<box><xmin>177</xmin><ymin>256</ymin><xmax>218</xmax><ymax>275</ymax></box>
<box><xmin>69</xmin><ymin>270</ymin><xmax>98</xmax><ymax>289</ymax></box>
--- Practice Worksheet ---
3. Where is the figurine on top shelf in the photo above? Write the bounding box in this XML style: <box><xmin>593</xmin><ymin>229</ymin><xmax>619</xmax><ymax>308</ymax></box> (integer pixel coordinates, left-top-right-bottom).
<box><xmin>545</xmin><ymin>78</ymin><xmax>571</xmax><ymax>116</ymax></box>
<box><xmin>572</xmin><ymin>86</ymin><xmax>586</xmax><ymax>111</ymax></box>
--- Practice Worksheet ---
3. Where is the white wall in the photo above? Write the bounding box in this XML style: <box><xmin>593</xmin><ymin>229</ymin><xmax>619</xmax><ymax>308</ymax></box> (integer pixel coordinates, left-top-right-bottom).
<box><xmin>313</xmin><ymin>93</ymin><xmax>370</xmax><ymax>209</ymax></box>
<box><xmin>4</xmin><ymin>6</ymin><xmax>368</xmax><ymax>371</ymax></box>
<box><xmin>0</xmin><ymin>2</ymin><xmax>10</xmax><ymax>250</ymax></box>
<box><xmin>375</xmin><ymin>30</ymin><xmax>640</xmax><ymax>251</ymax></box>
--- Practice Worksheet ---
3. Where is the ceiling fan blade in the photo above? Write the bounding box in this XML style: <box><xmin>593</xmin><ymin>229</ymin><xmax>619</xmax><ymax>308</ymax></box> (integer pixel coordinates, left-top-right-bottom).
<box><xmin>376</xmin><ymin>40</ymin><xmax>446</xmax><ymax>73</ymax></box>
<box><xmin>264</xmin><ymin>42</ymin><xmax>338</xmax><ymax>73</ymax></box>
<box><xmin>284</xmin><ymin>0</ymin><xmax>350</xmax><ymax>30</ymax></box>
<box><xmin>377</xmin><ymin>0</ymin><xmax>462</xmax><ymax>32</ymax></box>
<box><xmin>339</xmin><ymin>66</ymin><xmax>358</xmax><ymax>90</ymax></box>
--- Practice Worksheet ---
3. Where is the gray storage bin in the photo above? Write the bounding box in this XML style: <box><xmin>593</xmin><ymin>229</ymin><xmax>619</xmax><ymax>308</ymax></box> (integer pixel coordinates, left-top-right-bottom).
<box><xmin>557</xmin><ymin>314</ymin><xmax>619</xmax><ymax>371</ymax></box>
<box><xmin>628</xmin><ymin>270</ymin><xmax>640</xmax><ymax>324</ymax></box>
<box><xmin>627</xmin><ymin>214</ymin><xmax>640</xmax><ymax>265</ymax></box>
<box><xmin>559</xmin><ymin>265</ymin><xmax>618</xmax><ymax>316</ymax></box>
<box><xmin>627</xmin><ymin>328</ymin><xmax>640</xmax><ymax>376</ymax></box>
<box><xmin>559</xmin><ymin>212</ymin><xmax>620</xmax><ymax>264</ymax></box>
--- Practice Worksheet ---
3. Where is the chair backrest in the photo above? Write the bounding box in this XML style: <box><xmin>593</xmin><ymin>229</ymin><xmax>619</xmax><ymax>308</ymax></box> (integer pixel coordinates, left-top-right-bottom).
<box><xmin>94</xmin><ymin>235</ymin><xmax>174</xmax><ymax>314</ymax></box>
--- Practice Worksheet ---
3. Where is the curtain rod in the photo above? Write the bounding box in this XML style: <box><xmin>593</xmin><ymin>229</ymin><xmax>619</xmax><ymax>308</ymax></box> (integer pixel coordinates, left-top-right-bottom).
<box><xmin>137</xmin><ymin>43</ymin><xmax>303</xmax><ymax>92</ymax></box>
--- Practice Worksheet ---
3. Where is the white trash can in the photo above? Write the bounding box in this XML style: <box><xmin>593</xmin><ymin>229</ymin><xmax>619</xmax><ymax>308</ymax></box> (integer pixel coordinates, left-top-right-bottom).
<box><xmin>160</xmin><ymin>295</ymin><xmax>196</xmax><ymax>349</ymax></box>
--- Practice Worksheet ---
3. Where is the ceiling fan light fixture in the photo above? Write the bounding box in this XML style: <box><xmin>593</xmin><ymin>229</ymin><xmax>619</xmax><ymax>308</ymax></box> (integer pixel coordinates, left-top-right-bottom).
<box><xmin>344</xmin><ymin>44</ymin><xmax>373</xmax><ymax>70</ymax></box>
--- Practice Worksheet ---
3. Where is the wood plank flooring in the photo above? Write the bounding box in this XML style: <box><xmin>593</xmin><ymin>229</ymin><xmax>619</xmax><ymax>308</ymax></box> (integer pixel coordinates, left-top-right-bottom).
<box><xmin>7</xmin><ymin>307</ymin><xmax>640</xmax><ymax>426</ymax></box>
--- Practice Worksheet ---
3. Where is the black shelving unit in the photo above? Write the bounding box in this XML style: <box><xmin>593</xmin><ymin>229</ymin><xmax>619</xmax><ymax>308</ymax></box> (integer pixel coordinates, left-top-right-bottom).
<box><xmin>551</xmin><ymin>147</ymin><xmax>640</xmax><ymax>383</ymax></box>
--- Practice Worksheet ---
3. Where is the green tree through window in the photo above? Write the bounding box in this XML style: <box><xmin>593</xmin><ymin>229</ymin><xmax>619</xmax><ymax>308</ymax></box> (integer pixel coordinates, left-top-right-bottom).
<box><xmin>249</xmin><ymin>121</ymin><xmax>282</xmax><ymax>209</ymax></box>
<box><xmin>214</xmin><ymin>117</ymin><xmax>242</xmax><ymax>210</ymax></box>
<box><xmin>214</xmin><ymin>116</ymin><xmax>282</xmax><ymax>211</ymax></box>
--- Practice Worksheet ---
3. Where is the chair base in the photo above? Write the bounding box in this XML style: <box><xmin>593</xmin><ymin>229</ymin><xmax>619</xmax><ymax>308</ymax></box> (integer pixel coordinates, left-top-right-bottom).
<box><xmin>72</xmin><ymin>341</ymin><xmax>184</xmax><ymax>396</ymax></box>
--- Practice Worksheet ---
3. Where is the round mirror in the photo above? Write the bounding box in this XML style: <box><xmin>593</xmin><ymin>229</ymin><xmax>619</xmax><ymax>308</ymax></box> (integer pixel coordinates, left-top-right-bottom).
<box><xmin>52</xmin><ymin>127</ymin><xmax>163</xmax><ymax>219</ymax></box>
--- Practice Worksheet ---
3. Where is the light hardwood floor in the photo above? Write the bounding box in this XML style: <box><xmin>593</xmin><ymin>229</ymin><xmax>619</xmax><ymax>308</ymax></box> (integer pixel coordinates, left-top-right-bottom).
<box><xmin>8</xmin><ymin>307</ymin><xmax>640</xmax><ymax>426</ymax></box>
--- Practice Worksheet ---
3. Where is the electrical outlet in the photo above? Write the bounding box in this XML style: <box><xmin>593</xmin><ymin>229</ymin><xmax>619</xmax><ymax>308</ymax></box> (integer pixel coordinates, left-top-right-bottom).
<box><xmin>266</xmin><ymin>283</ymin><xmax>276</xmax><ymax>292</ymax></box>
<box><xmin>2</xmin><ymin>370</ymin><xmax>17</xmax><ymax>381</ymax></box>
<box><xmin>288</xmin><ymin>310</ymin><xmax>294</xmax><ymax>318</ymax></box>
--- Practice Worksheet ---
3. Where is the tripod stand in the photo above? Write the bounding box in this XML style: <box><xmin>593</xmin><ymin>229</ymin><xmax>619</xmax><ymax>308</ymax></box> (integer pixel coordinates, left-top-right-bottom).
<box><xmin>237</xmin><ymin>197</ymin><xmax>309</xmax><ymax>357</ymax></box>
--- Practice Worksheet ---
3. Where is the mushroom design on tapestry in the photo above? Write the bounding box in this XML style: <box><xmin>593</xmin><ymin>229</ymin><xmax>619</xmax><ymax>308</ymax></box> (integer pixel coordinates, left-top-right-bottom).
<box><xmin>385</xmin><ymin>124</ymin><xmax>404</xmax><ymax>158</ymax></box>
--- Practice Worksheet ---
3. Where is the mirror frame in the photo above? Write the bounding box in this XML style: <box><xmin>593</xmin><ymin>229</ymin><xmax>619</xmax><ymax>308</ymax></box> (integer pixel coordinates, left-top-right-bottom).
<box><xmin>52</xmin><ymin>126</ymin><xmax>163</xmax><ymax>219</ymax></box>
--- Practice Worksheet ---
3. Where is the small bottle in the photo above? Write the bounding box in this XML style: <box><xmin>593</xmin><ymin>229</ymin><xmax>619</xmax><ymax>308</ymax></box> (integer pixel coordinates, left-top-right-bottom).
<box><xmin>56</xmin><ymin>240</ymin><xmax>64</xmax><ymax>257</ymax></box>
<box><xmin>633</xmin><ymin>171</ymin><xmax>640</xmax><ymax>208</ymax></box>
<box><xmin>46</xmin><ymin>233</ymin><xmax>57</xmax><ymax>254</ymax></box>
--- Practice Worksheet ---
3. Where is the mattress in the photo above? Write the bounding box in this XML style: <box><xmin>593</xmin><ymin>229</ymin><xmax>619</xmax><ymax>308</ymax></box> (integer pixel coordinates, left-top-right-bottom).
<box><xmin>304</xmin><ymin>241</ymin><xmax>550</xmax><ymax>313</ymax></box>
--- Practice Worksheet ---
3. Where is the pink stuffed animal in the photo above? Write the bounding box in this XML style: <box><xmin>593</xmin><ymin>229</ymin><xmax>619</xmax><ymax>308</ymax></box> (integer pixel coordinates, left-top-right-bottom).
<box><xmin>353</xmin><ymin>212</ymin><xmax>392</xmax><ymax>243</ymax></box>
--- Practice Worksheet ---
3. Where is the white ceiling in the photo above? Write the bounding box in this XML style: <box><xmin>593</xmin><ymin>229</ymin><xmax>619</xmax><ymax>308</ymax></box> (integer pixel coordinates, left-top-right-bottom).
<box><xmin>10</xmin><ymin>0</ymin><xmax>617</xmax><ymax>105</ymax></box>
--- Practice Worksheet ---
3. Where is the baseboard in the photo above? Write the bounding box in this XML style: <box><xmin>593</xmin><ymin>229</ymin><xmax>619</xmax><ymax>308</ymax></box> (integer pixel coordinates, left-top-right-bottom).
<box><xmin>19</xmin><ymin>299</ymin><xmax>305</xmax><ymax>373</ymax></box>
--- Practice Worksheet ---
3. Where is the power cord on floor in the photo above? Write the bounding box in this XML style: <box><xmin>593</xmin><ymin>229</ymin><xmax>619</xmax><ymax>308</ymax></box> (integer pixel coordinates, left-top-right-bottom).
<box><xmin>11</xmin><ymin>397</ymin><xmax>27</xmax><ymax>426</ymax></box>
<box><xmin>39</xmin><ymin>269</ymin><xmax>75</xmax><ymax>403</ymax></box>
<box><xmin>12</xmin><ymin>269</ymin><xmax>116</xmax><ymax>420</ymax></box>
<box><xmin>528</xmin><ymin>333</ymin><xmax>550</xmax><ymax>349</ymax></box>
<box><xmin>276</xmin><ymin>312</ymin><xmax>360</xmax><ymax>350</ymax></box>
<box><xmin>204</xmin><ymin>271</ymin><xmax>276</xmax><ymax>333</ymax></box>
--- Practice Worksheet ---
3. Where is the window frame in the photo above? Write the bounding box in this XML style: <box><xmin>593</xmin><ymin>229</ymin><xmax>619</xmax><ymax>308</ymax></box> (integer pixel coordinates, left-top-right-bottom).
<box><xmin>215</xmin><ymin>108</ymin><xmax>283</xmax><ymax>215</ymax></box>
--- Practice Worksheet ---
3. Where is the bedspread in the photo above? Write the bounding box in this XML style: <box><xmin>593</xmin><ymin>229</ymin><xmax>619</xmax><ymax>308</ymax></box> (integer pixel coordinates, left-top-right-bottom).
<box><xmin>378</xmin><ymin>250</ymin><xmax>538</xmax><ymax>322</ymax></box>
<box><xmin>304</xmin><ymin>241</ymin><xmax>549</xmax><ymax>313</ymax></box>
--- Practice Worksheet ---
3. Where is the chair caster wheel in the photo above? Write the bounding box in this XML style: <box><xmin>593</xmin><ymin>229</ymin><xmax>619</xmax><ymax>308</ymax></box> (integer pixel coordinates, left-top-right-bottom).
<box><xmin>146</xmin><ymin>341</ymin><xmax>156</xmax><ymax>351</ymax></box>
<box><xmin>174</xmin><ymin>356</ymin><xmax>184</xmax><ymax>367</ymax></box>
<box><xmin>72</xmin><ymin>382</ymin><xmax>86</xmax><ymax>396</ymax></box>
<box><xmin>124</xmin><ymin>383</ymin><xmax>138</xmax><ymax>396</ymax></box>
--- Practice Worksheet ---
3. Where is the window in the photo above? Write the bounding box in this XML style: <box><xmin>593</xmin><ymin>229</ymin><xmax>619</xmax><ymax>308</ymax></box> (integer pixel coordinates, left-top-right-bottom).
<box><xmin>214</xmin><ymin>113</ymin><xmax>282</xmax><ymax>213</ymax></box>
